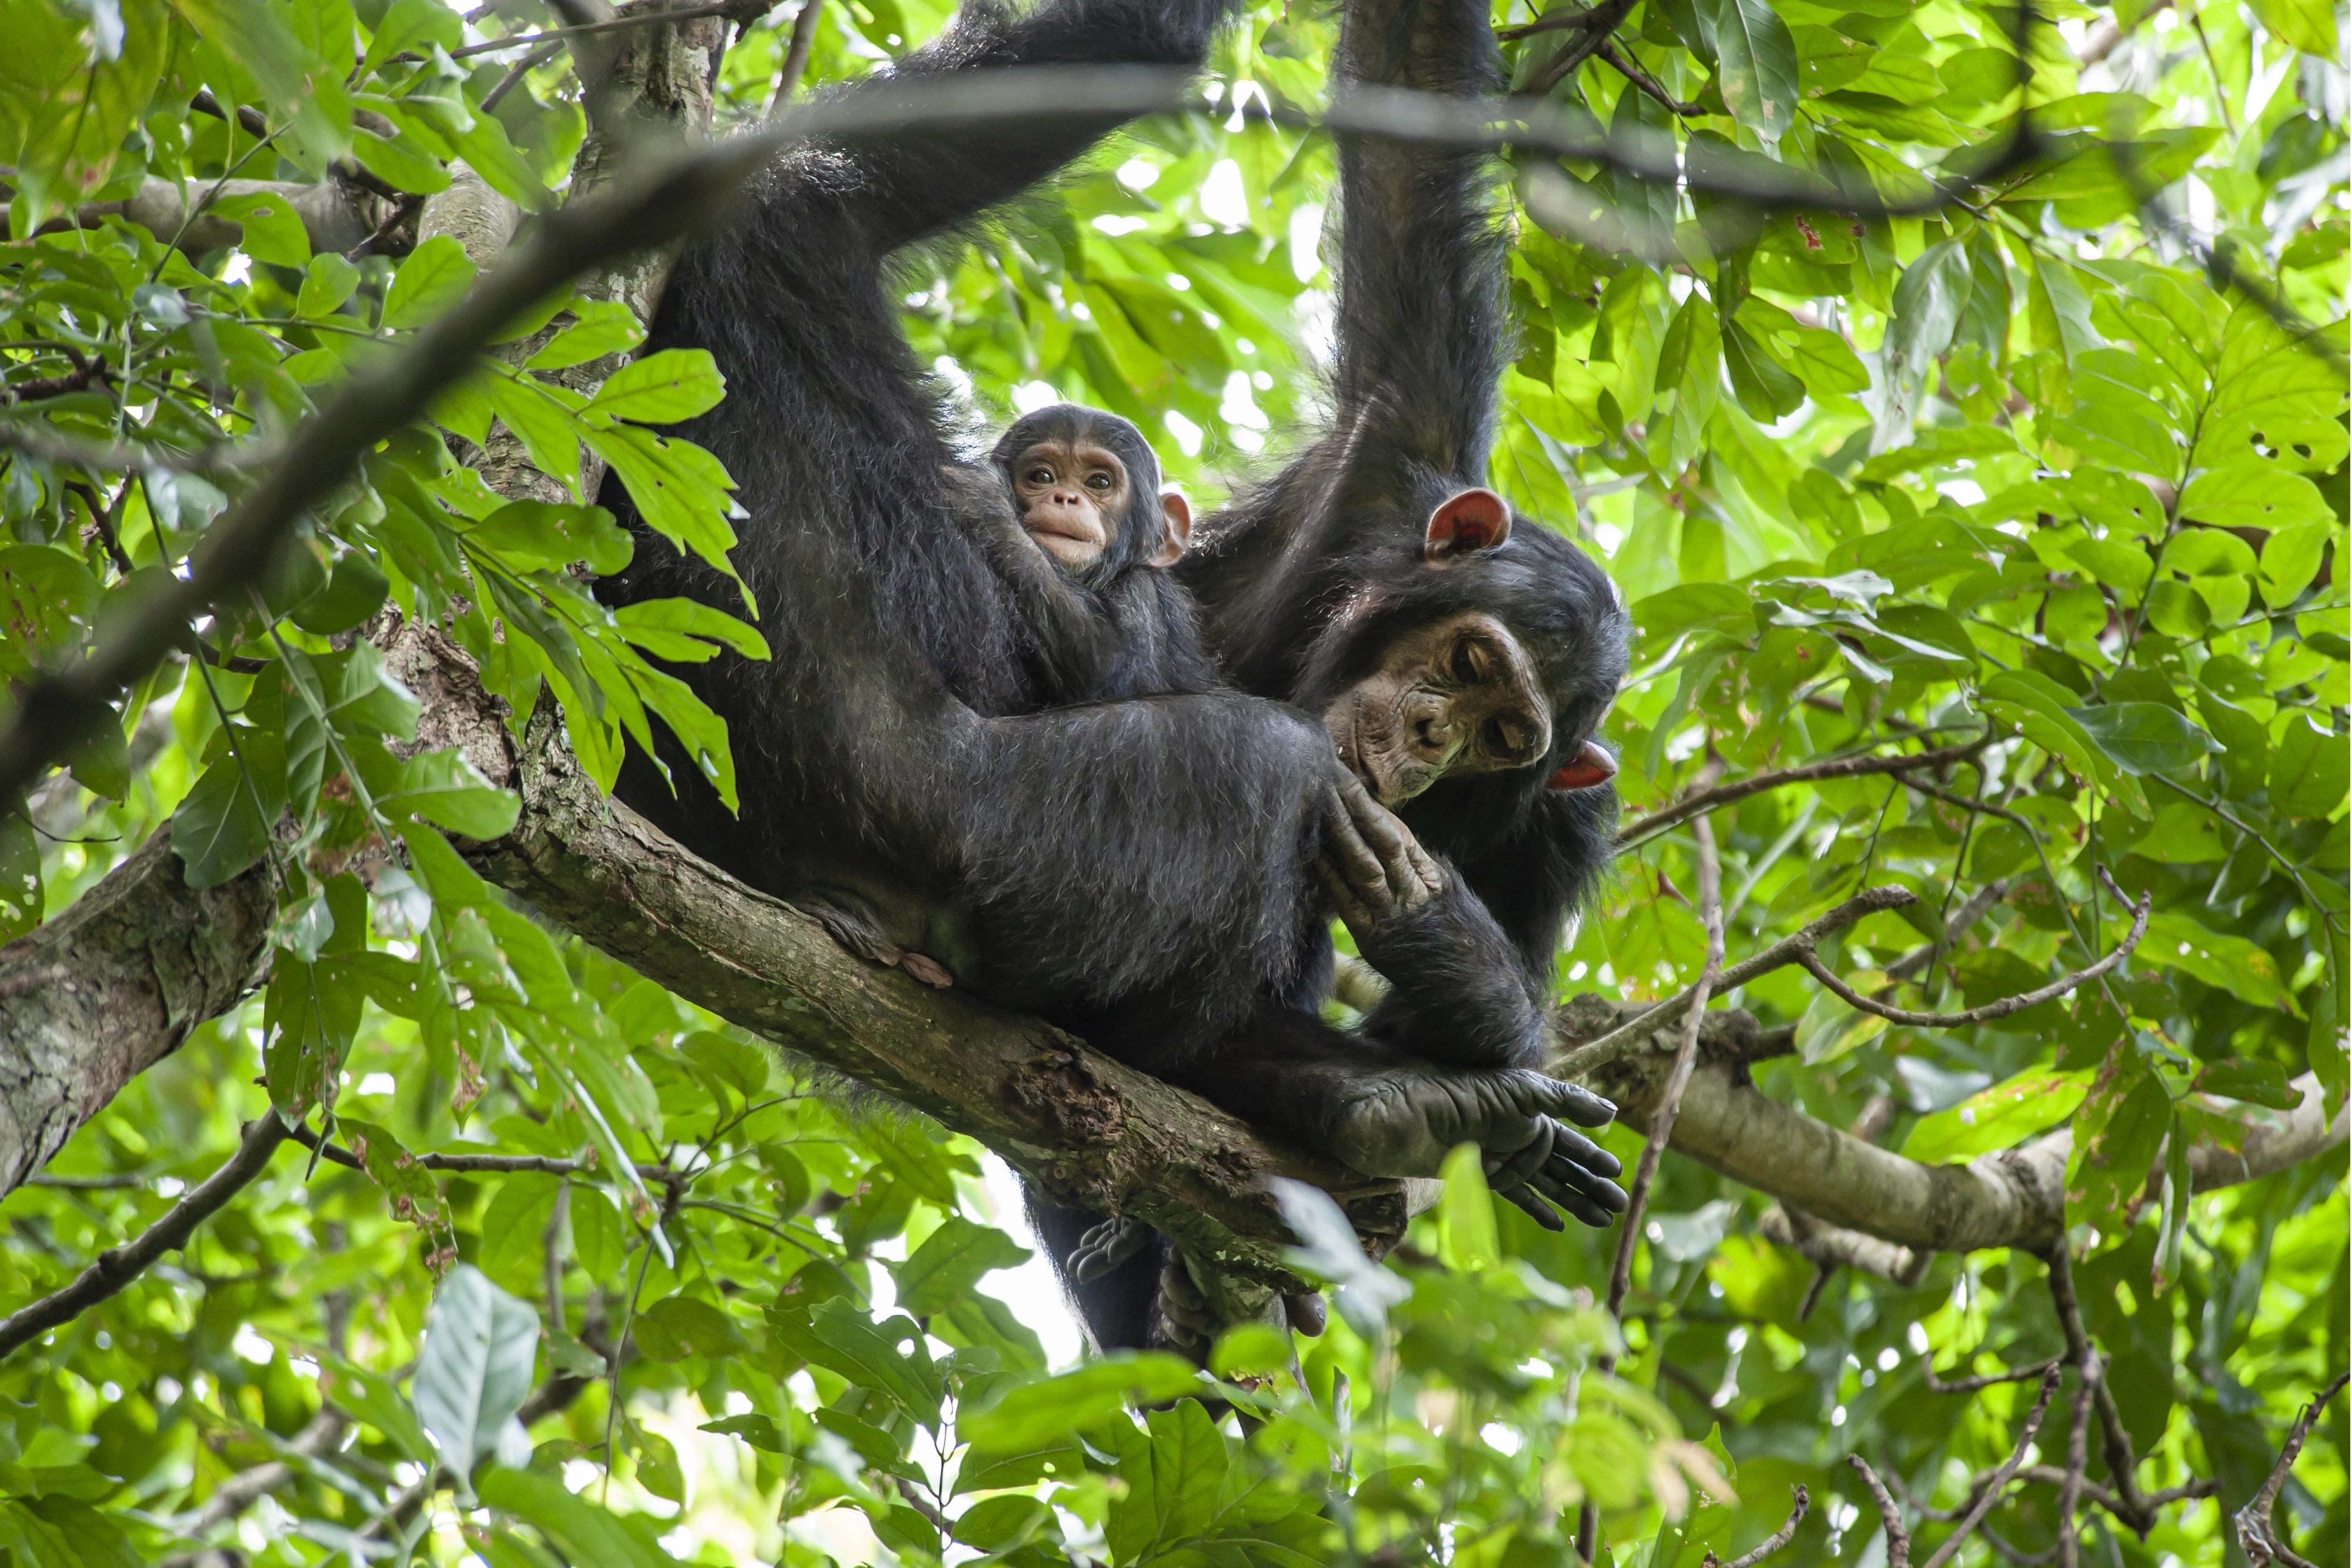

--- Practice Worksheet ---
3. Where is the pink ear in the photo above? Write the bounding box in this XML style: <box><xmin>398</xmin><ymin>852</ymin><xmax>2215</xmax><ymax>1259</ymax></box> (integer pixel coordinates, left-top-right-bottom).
<box><xmin>1425</xmin><ymin>488</ymin><xmax>1512</xmax><ymax>562</ymax></box>
<box><xmin>1548</xmin><ymin>740</ymin><xmax>1618</xmax><ymax>791</ymax></box>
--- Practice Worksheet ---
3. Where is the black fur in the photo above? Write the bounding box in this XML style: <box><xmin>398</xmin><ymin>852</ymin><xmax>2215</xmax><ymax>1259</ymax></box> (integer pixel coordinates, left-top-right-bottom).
<box><xmin>594</xmin><ymin>0</ymin><xmax>1629</xmax><ymax>1356</ymax></box>
<box><xmin>946</xmin><ymin>404</ymin><xmax>1218</xmax><ymax>704</ymax></box>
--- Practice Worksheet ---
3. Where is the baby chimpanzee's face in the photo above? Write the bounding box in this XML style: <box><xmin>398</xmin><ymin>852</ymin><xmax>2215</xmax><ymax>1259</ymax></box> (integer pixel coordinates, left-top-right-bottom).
<box><xmin>1008</xmin><ymin>439</ymin><xmax>1131</xmax><ymax>569</ymax></box>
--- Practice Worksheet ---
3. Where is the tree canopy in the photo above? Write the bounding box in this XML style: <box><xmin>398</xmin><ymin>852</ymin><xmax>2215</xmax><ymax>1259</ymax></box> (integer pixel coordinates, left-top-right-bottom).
<box><xmin>0</xmin><ymin>0</ymin><xmax>2341</xmax><ymax>1564</ymax></box>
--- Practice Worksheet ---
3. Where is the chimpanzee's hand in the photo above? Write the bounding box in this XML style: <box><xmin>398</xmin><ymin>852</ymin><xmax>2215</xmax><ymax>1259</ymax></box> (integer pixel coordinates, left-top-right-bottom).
<box><xmin>1316</xmin><ymin>771</ymin><xmax>1444</xmax><ymax>940</ymax></box>
<box><xmin>1323</xmin><ymin>1064</ymin><xmax>1627</xmax><ymax>1229</ymax></box>
<box><xmin>1070</xmin><ymin>1214</ymin><xmax>1152</xmax><ymax>1285</ymax></box>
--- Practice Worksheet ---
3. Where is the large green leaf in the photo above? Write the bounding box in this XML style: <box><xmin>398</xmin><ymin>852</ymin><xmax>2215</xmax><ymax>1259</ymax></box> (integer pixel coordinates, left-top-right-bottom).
<box><xmin>412</xmin><ymin>1265</ymin><xmax>540</xmax><ymax>1494</ymax></box>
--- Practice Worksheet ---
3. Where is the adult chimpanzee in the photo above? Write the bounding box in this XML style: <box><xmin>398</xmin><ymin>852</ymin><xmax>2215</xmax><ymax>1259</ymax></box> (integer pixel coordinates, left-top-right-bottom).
<box><xmin>940</xmin><ymin>402</ymin><xmax>1214</xmax><ymax>706</ymax></box>
<box><xmin>1051</xmin><ymin>0</ymin><xmax>1638</xmax><ymax>1349</ymax></box>
<box><xmin>592</xmin><ymin>0</ymin><xmax>1623</xmax><ymax>1352</ymax></box>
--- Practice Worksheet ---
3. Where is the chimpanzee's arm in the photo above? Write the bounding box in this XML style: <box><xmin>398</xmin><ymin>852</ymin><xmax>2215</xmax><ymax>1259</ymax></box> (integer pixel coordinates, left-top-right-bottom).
<box><xmin>1323</xmin><ymin>0</ymin><xmax>1508</xmax><ymax>495</ymax></box>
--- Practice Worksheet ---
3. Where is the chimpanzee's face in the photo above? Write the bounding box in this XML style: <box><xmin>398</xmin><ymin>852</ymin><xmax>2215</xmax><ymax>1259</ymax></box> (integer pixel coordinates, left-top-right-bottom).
<box><xmin>1321</xmin><ymin>609</ymin><xmax>1553</xmax><ymax>806</ymax></box>
<box><xmin>1008</xmin><ymin>439</ymin><xmax>1131</xmax><ymax>569</ymax></box>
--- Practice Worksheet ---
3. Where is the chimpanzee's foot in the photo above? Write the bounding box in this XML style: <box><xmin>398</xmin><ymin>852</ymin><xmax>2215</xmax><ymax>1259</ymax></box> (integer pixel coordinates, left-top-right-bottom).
<box><xmin>1155</xmin><ymin>1251</ymin><xmax>1217</xmax><ymax>1362</ymax></box>
<box><xmin>1070</xmin><ymin>1214</ymin><xmax>1152</xmax><ymax>1285</ymax></box>
<box><xmin>1316</xmin><ymin>773</ymin><xmax>1443</xmax><ymax>939</ymax></box>
<box><xmin>1322</xmin><ymin>1064</ymin><xmax>1628</xmax><ymax>1229</ymax></box>
<box><xmin>898</xmin><ymin>951</ymin><xmax>954</xmax><ymax>988</ymax></box>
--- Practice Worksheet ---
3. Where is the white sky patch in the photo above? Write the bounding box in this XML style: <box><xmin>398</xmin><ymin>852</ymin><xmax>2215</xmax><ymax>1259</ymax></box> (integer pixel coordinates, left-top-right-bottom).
<box><xmin>931</xmin><ymin>354</ymin><xmax>974</xmax><ymax>403</ymax></box>
<box><xmin>1198</xmin><ymin>158</ymin><xmax>1250</xmax><ymax>228</ymax></box>
<box><xmin>1115</xmin><ymin>158</ymin><xmax>1160</xmax><ymax>191</ymax></box>
<box><xmin>1012</xmin><ymin>380</ymin><xmax>1061</xmax><ymax>415</ymax></box>
<box><xmin>975</xmin><ymin>1152</ymin><xmax>1085</xmax><ymax>1369</ymax></box>
<box><xmin>1288</xmin><ymin>201</ymin><xmax>1326</xmax><ymax>282</ymax></box>
<box><xmin>358</xmin><ymin>1072</ymin><xmax>396</xmax><ymax>1096</ymax></box>
<box><xmin>220</xmin><ymin>253</ymin><xmax>250</xmax><ymax>285</ymax></box>
<box><xmin>1593</xmin><ymin>522</ymin><xmax>1625</xmax><ymax>553</ymax></box>
<box><xmin>1091</xmin><ymin>215</ymin><xmax>1150</xmax><ymax>236</ymax></box>
<box><xmin>1939</xmin><ymin>477</ymin><xmax>1986</xmax><ymax>506</ymax></box>
<box><xmin>1220</xmin><ymin>372</ymin><xmax>1268</xmax><ymax>432</ymax></box>
<box><xmin>1164</xmin><ymin>409</ymin><xmax>1204</xmax><ymax>457</ymax></box>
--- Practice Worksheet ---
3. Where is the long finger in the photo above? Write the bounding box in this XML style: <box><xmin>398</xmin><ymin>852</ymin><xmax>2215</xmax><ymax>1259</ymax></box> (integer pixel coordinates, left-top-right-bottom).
<box><xmin>1339</xmin><ymin>777</ymin><xmax>1421</xmax><ymax>901</ymax></box>
<box><xmin>1497</xmin><ymin>1182</ymin><xmax>1567</xmax><ymax>1232</ymax></box>
<box><xmin>1484</xmin><ymin>1116</ymin><xmax>1555</xmax><ymax>1192</ymax></box>
<box><xmin>1518</xmin><ymin>1074</ymin><xmax>1620</xmax><ymax>1129</ymax></box>
<box><xmin>1541</xmin><ymin>1151</ymin><xmax>1631</xmax><ymax>1212</ymax></box>
<box><xmin>1316</xmin><ymin>858</ymin><xmax>1373</xmax><ymax>932</ymax></box>
<box><xmin>1528</xmin><ymin>1171</ymin><xmax>1617</xmax><ymax>1229</ymax></box>
<box><xmin>1541</xmin><ymin>1119</ymin><xmax>1623</xmax><ymax>1180</ymax></box>
<box><xmin>1324</xmin><ymin>794</ymin><xmax>1391</xmax><ymax>907</ymax></box>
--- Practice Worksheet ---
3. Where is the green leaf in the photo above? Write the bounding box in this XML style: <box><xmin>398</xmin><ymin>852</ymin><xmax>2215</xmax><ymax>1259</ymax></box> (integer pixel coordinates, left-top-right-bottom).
<box><xmin>527</xmin><ymin>300</ymin><xmax>648</xmax><ymax>370</ymax></box>
<box><xmin>2270</xmin><ymin>714</ymin><xmax>2348</xmax><ymax>821</ymax></box>
<box><xmin>959</xmin><ymin>1353</ymin><xmax>1202</xmax><ymax>1450</ymax></box>
<box><xmin>2065</xmin><ymin>1054</ymin><xmax>2170</xmax><ymax>1232</ymax></box>
<box><xmin>2064</xmin><ymin>701</ymin><xmax>2221</xmax><ymax>775</ymax></box>
<box><xmin>891</xmin><ymin>1216</ymin><xmax>1030</xmax><ymax>1317</ymax></box>
<box><xmin>1436</xmin><ymin>1142</ymin><xmax>1500</xmax><ymax>1271</ymax></box>
<box><xmin>633</xmin><ymin>1295</ymin><xmax>747</xmax><ymax>1361</ymax></box>
<box><xmin>767</xmin><ymin>1299</ymin><xmax>944</xmax><ymax>1425</ymax></box>
<box><xmin>318</xmin><ymin>1352</ymin><xmax>433</xmax><ymax>1462</ymax></box>
<box><xmin>264</xmin><ymin>955</ymin><xmax>362</xmax><ymax>1121</ymax></box>
<box><xmin>583</xmin><ymin>423</ymin><xmax>742</xmax><ymax>583</ymax></box>
<box><xmin>1109</xmin><ymin>1399</ymin><xmax>1228</xmax><ymax>1560</ymax></box>
<box><xmin>483</xmin><ymin>376</ymin><xmax>586</xmax><ymax>499</ymax></box>
<box><xmin>0</xmin><ymin>810</ymin><xmax>37</xmax><ymax>945</ymax></box>
<box><xmin>476</xmin><ymin>1469</ymin><xmax>677</xmax><ymax>1568</ymax></box>
<box><xmin>383</xmin><ymin>233</ymin><xmax>477</xmax><ymax>330</ymax></box>
<box><xmin>348</xmin><ymin>125</ymin><xmax>453</xmax><ymax>196</ymax></box>
<box><xmin>1721</xmin><ymin>321</ymin><xmax>1805</xmax><ymax>419</ymax></box>
<box><xmin>171</xmin><ymin>743</ymin><xmax>287</xmax><ymax>890</ymax></box>
<box><xmin>463</xmin><ymin>501</ymin><xmax>633</xmax><ymax>575</ymax></box>
<box><xmin>2259</xmin><ymin>521</ymin><xmax>2334</xmax><ymax>608</ymax></box>
<box><xmin>212</xmin><ymin>190</ymin><xmax>311</xmax><ymax>268</ymax></box>
<box><xmin>362</xmin><ymin>745</ymin><xmax>520</xmax><ymax>840</ymax></box>
<box><xmin>1977</xmin><ymin>668</ymin><xmax>2143</xmax><ymax>813</ymax></box>
<box><xmin>2141</xmin><ymin>911</ymin><xmax>2298</xmax><ymax>1013</ymax></box>
<box><xmin>296</xmin><ymin>253</ymin><xmax>361</xmax><ymax>318</ymax></box>
<box><xmin>2251</xmin><ymin>0</ymin><xmax>2338</xmax><ymax>55</ymax></box>
<box><xmin>412</xmin><ymin>1265</ymin><xmax>539</xmax><ymax>1495</ymax></box>
<box><xmin>2193</xmin><ymin>1058</ymin><xmax>2303</xmax><ymax>1111</ymax></box>
<box><xmin>1699</xmin><ymin>0</ymin><xmax>1799</xmax><ymax>142</ymax></box>
<box><xmin>1900</xmin><ymin>1069</ymin><xmax>2093</xmax><ymax>1164</ymax></box>
<box><xmin>587</xmin><ymin>349</ymin><xmax>727</xmax><ymax>425</ymax></box>
<box><xmin>2177</xmin><ymin>465</ymin><xmax>2334</xmax><ymax>533</ymax></box>
<box><xmin>613</xmin><ymin>597</ymin><xmax>770</xmax><ymax>661</ymax></box>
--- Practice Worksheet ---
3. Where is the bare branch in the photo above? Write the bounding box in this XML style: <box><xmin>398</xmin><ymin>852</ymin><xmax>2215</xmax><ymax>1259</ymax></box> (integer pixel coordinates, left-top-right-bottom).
<box><xmin>1919</xmin><ymin>1368</ymin><xmax>2063</xmax><ymax>1568</ymax></box>
<box><xmin>184</xmin><ymin>1409</ymin><xmax>349</xmax><ymax>1532</ymax></box>
<box><xmin>2046</xmin><ymin>1249</ymin><xmax>2154</xmax><ymax>1534</ymax></box>
<box><xmin>1849</xmin><ymin>1455</ymin><xmax>1914</xmax><ymax>1568</ymax></box>
<box><xmin>2236</xmin><ymin>1372</ymin><xmax>2351</xmax><ymax>1568</ymax></box>
<box><xmin>0</xmin><ymin>1116</ymin><xmax>289</xmax><ymax>1360</ymax></box>
<box><xmin>1923</xmin><ymin>1355</ymin><xmax>2064</xmax><ymax>1395</ymax></box>
<box><xmin>1759</xmin><ymin>1205</ymin><xmax>1929</xmax><ymax>1289</ymax></box>
<box><xmin>767</xmin><ymin>0</ymin><xmax>827</xmax><ymax>121</ymax></box>
<box><xmin>1702</xmin><ymin>1487</ymin><xmax>1810</xmax><ymax>1568</ymax></box>
<box><xmin>1618</xmin><ymin>737</ymin><xmax>1992</xmax><ymax>846</ymax></box>
<box><xmin>1800</xmin><ymin>881</ymin><xmax>2149</xmax><ymax>1029</ymax></box>
<box><xmin>447</xmin><ymin>2</ymin><xmax>739</xmax><ymax>57</ymax></box>
<box><xmin>1553</xmin><ymin>885</ymin><xmax>1917</xmax><ymax>1079</ymax></box>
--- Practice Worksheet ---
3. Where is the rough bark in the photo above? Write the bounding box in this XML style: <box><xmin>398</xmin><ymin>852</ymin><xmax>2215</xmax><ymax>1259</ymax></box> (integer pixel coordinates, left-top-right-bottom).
<box><xmin>0</xmin><ymin>176</ymin><xmax>398</xmax><ymax>257</ymax></box>
<box><xmin>0</xmin><ymin>833</ymin><xmax>272</xmax><ymax>1194</ymax></box>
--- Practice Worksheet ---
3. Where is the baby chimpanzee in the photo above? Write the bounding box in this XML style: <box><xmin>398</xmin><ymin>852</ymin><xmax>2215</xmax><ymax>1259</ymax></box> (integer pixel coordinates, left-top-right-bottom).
<box><xmin>943</xmin><ymin>402</ymin><xmax>1217</xmax><ymax>704</ymax></box>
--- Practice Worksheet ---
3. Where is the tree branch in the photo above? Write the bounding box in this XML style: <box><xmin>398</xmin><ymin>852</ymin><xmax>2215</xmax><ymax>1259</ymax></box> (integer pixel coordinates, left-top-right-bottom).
<box><xmin>0</xmin><ymin>1115</ymin><xmax>289</xmax><ymax>1359</ymax></box>
<box><xmin>2234</xmin><ymin>1372</ymin><xmax>2349</xmax><ymax>1568</ymax></box>
<box><xmin>1919</xmin><ymin>1368</ymin><xmax>2063</xmax><ymax>1568</ymax></box>
<box><xmin>1799</xmin><ymin>881</ymin><xmax>2149</xmax><ymax>1029</ymax></box>
<box><xmin>1703</xmin><ymin>1486</ymin><xmax>1810</xmax><ymax>1568</ymax></box>
<box><xmin>1618</xmin><ymin>737</ymin><xmax>1992</xmax><ymax>846</ymax></box>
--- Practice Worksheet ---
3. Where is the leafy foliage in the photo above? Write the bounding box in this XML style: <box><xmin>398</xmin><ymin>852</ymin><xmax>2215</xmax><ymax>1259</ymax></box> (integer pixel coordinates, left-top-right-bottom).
<box><xmin>0</xmin><ymin>0</ymin><xmax>2342</xmax><ymax>1564</ymax></box>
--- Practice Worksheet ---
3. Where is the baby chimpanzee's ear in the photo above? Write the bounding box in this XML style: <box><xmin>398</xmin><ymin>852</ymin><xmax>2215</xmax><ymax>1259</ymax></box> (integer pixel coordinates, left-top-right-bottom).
<box><xmin>1424</xmin><ymin>487</ymin><xmax>1512</xmax><ymax>563</ymax></box>
<box><xmin>1548</xmin><ymin>739</ymin><xmax>1618</xmax><ymax>791</ymax></box>
<box><xmin>1150</xmin><ymin>490</ymin><xmax>1194</xmax><ymax>568</ymax></box>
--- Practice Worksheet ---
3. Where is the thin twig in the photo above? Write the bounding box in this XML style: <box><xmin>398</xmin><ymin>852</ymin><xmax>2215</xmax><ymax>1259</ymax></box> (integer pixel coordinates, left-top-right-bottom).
<box><xmin>1619</xmin><ymin>736</ymin><xmax>1993</xmax><ymax>846</ymax></box>
<box><xmin>1703</xmin><ymin>1486</ymin><xmax>1810</xmax><ymax>1568</ymax></box>
<box><xmin>1582</xmin><ymin>798</ymin><xmax>1723</xmax><ymax>1563</ymax></box>
<box><xmin>2045</xmin><ymin>1249</ymin><xmax>2154</xmax><ymax>1533</ymax></box>
<box><xmin>2235</xmin><ymin>1372</ymin><xmax>2351</xmax><ymax>1568</ymax></box>
<box><xmin>2056</xmin><ymin>1359</ymin><xmax>2094</xmax><ymax>1568</ymax></box>
<box><xmin>444</xmin><ymin>4</ymin><xmax>737</xmax><ymax>59</ymax></box>
<box><xmin>1849</xmin><ymin>1455</ymin><xmax>1914</xmax><ymax>1568</ymax></box>
<box><xmin>766</xmin><ymin>0</ymin><xmax>825</xmax><ymax>122</ymax></box>
<box><xmin>286</xmin><ymin>1119</ymin><xmax>660</xmax><ymax>1178</ymax></box>
<box><xmin>25</xmin><ymin>1172</ymin><xmax>146</xmax><ymax>1190</ymax></box>
<box><xmin>1924</xmin><ymin>1355</ymin><xmax>2064</xmax><ymax>1395</ymax></box>
<box><xmin>483</xmin><ymin>39</ymin><xmax>566</xmax><ymax>112</ymax></box>
<box><xmin>1554</xmin><ymin>885</ymin><xmax>1916</xmax><ymax>1079</ymax></box>
<box><xmin>1594</xmin><ymin>39</ymin><xmax>1699</xmax><ymax>116</ymax></box>
<box><xmin>1802</xmin><ymin>879</ymin><xmax>2149</xmax><ymax>1028</ymax></box>
<box><xmin>1920</xmin><ymin>1368</ymin><xmax>2063</xmax><ymax>1568</ymax></box>
<box><xmin>0</xmin><ymin>1116</ymin><xmax>290</xmax><ymax>1359</ymax></box>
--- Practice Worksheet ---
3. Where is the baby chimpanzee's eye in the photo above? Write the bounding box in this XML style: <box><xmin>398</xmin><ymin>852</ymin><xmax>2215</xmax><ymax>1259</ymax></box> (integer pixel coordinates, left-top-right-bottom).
<box><xmin>1450</xmin><ymin>639</ymin><xmax>1483</xmax><ymax>684</ymax></box>
<box><xmin>1086</xmin><ymin>472</ymin><xmax>1114</xmax><ymax>490</ymax></box>
<box><xmin>1027</xmin><ymin>467</ymin><xmax>1054</xmax><ymax>485</ymax></box>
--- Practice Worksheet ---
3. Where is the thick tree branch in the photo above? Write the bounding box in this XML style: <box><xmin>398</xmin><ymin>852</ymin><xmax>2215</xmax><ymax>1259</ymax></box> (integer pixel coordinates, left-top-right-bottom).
<box><xmin>0</xmin><ymin>831</ymin><xmax>272</xmax><ymax>1196</ymax></box>
<box><xmin>0</xmin><ymin>1116</ymin><xmax>289</xmax><ymax>1359</ymax></box>
<box><xmin>1702</xmin><ymin>1487</ymin><xmax>1809</xmax><ymax>1568</ymax></box>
